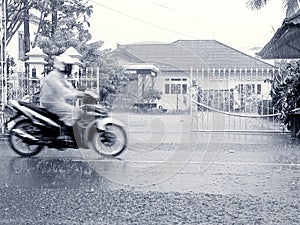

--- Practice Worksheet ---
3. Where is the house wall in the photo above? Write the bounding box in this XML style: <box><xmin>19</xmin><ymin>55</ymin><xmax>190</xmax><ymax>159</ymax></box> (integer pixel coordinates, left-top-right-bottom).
<box><xmin>156</xmin><ymin>71</ymin><xmax>190</xmax><ymax>111</ymax></box>
<box><xmin>6</xmin><ymin>9</ymin><xmax>39</xmax><ymax>72</ymax></box>
<box><xmin>155</xmin><ymin>68</ymin><xmax>275</xmax><ymax>112</ymax></box>
<box><xmin>109</xmin><ymin>43</ymin><xmax>279</xmax><ymax>112</ymax></box>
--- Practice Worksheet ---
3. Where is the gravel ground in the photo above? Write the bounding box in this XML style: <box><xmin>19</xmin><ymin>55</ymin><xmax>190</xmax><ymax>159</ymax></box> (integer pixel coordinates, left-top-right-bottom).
<box><xmin>0</xmin><ymin>187</ymin><xmax>299</xmax><ymax>225</ymax></box>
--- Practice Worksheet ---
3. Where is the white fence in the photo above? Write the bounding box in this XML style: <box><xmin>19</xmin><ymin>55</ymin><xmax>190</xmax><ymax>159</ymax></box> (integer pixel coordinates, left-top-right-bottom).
<box><xmin>0</xmin><ymin>66</ymin><xmax>286</xmax><ymax>133</ymax></box>
<box><xmin>0</xmin><ymin>68</ymin><xmax>101</xmax><ymax>132</ymax></box>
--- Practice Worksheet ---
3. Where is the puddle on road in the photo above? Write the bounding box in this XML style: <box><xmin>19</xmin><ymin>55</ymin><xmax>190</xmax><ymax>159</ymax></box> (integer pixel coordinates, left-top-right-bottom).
<box><xmin>5</xmin><ymin>157</ymin><xmax>114</xmax><ymax>189</ymax></box>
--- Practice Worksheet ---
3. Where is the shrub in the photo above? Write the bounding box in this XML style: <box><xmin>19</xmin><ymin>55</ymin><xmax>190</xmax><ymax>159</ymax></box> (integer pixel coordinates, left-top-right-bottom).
<box><xmin>270</xmin><ymin>61</ymin><xmax>300</xmax><ymax>126</ymax></box>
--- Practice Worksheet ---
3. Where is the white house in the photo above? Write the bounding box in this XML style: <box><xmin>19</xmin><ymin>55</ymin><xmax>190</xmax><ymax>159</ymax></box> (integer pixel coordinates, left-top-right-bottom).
<box><xmin>112</xmin><ymin>40</ymin><xmax>278</xmax><ymax>112</ymax></box>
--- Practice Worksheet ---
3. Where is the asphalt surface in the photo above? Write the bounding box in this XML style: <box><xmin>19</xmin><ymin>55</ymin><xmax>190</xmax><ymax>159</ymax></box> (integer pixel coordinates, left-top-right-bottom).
<box><xmin>0</xmin><ymin>113</ymin><xmax>299</xmax><ymax>224</ymax></box>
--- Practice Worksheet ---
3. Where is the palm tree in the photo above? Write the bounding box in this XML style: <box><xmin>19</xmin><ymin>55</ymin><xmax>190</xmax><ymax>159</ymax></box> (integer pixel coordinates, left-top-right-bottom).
<box><xmin>247</xmin><ymin>0</ymin><xmax>300</xmax><ymax>17</ymax></box>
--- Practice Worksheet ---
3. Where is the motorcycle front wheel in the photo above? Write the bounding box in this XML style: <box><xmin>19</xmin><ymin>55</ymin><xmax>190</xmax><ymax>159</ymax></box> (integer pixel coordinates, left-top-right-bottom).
<box><xmin>9</xmin><ymin>119</ymin><xmax>44</xmax><ymax>157</ymax></box>
<box><xmin>89</xmin><ymin>123</ymin><xmax>127</xmax><ymax>157</ymax></box>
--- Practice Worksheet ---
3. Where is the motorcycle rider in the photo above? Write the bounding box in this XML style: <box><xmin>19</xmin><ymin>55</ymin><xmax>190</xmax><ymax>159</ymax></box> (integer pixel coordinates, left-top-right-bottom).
<box><xmin>40</xmin><ymin>53</ymin><xmax>86</xmax><ymax>139</ymax></box>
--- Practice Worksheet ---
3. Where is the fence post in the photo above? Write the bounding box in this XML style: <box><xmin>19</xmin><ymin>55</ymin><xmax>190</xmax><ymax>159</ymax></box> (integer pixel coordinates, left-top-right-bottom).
<box><xmin>96</xmin><ymin>67</ymin><xmax>100</xmax><ymax>97</ymax></box>
<box><xmin>190</xmin><ymin>66</ymin><xmax>193</xmax><ymax>118</ymax></box>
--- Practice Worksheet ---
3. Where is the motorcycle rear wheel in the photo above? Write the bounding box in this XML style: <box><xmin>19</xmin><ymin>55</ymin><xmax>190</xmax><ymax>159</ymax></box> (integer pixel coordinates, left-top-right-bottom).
<box><xmin>9</xmin><ymin>119</ymin><xmax>44</xmax><ymax>157</ymax></box>
<box><xmin>89</xmin><ymin>123</ymin><xmax>127</xmax><ymax>157</ymax></box>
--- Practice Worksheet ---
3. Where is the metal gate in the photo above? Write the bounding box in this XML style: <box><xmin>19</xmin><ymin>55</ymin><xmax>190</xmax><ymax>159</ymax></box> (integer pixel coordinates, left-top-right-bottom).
<box><xmin>0</xmin><ymin>67</ymin><xmax>101</xmax><ymax>132</ymax></box>
<box><xmin>190</xmin><ymin>67</ymin><xmax>285</xmax><ymax>133</ymax></box>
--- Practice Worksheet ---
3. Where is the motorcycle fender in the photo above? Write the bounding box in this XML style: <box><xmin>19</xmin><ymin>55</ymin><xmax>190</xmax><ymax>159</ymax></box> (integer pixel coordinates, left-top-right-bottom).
<box><xmin>96</xmin><ymin>118</ymin><xmax>125</xmax><ymax>130</ymax></box>
<box><xmin>5</xmin><ymin>116</ymin><xmax>24</xmax><ymax>131</ymax></box>
<box><xmin>6</xmin><ymin>120</ymin><xmax>16</xmax><ymax>131</ymax></box>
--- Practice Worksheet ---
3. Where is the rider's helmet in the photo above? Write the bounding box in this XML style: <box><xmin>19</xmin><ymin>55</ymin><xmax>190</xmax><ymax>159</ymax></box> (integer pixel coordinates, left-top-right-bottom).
<box><xmin>53</xmin><ymin>53</ymin><xmax>77</xmax><ymax>75</ymax></box>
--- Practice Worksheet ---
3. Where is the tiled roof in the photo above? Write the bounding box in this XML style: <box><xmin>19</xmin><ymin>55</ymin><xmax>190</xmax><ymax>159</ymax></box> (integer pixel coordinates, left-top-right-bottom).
<box><xmin>116</xmin><ymin>40</ymin><xmax>276</xmax><ymax>71</ymax></box>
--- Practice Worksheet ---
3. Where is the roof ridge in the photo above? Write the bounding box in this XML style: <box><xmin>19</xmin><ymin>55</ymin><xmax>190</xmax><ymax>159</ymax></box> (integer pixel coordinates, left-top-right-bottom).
<box><xmin>173</xmin><ymin>39</ymin><xmax>216</xmax><ymax>43</ymax></box>
<box><xmin>119</xmin><ymin>42</ymin><xmax>169</xmax><ymax>47</ymax></box>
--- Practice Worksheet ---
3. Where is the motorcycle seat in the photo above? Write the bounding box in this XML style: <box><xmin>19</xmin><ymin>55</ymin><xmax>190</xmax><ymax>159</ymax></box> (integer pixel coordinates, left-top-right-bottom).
<box><xmin>18</xmin><ymin>101</ymin><xmax>60</xmax><ymax>122</ymax></box>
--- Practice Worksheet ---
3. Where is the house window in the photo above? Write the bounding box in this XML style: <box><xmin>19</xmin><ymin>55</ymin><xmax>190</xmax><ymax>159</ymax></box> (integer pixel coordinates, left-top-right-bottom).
<box><xmin>165</xmin><ymin>77</ymin><xmax>188</xmax><ymax>95</ymax></box>
<box><xmin>245</xmin><ymin>84</ymin><xmax>253</xmax><ymax>95</ymax></box>
<box><xmin>177</xmin><ymin>84</ymin><xmax>181</xmax><ymax>94</ymax></box>
<box><xmin>182</xmin><ymin>84</ymin><xmax>187</xmax><ymax>94</ymax></box>
<box><xmin>18</xmin><ymin>32</ymin><xmax>25</xmax><ymax>61</ymax></box>
<box><xmin>32</xmin><ymin>68</ymin><xmax>37</xmax><ymax>78</ymax></box>
<box><xmin>257</xmin><ymin>84</ymin><xmax>261</xmax><ymax>94</ymax></box>
<box><xmin>165</xmin><ymin>84</ymin><xmax>170</xmax><ymax>94</ymax></box>
<box><xmin>171</xmin><ymin>84</ymin><xmax>181</xmax><ymax>94</ymax></box>
<box><xmin>238</xmin><ymin>83</ymin><xmax>262</xmax><ymax>95</ymax></box>
<box><xmin>171</xmin><ymin>84</ymin><xmax>176</xmax><ymax>94</ymax></box>
<box><xmin>141</xmin><ymin>77</ymin><xmax>145</xmax><ymax>97</ymax></box>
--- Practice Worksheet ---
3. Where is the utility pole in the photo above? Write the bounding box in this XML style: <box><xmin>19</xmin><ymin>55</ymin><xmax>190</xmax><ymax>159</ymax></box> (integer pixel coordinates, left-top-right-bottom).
<box><xmin>23</xmin><ymin>0</ymin><xmax>30</xmax><ymax>54</ymax></box>
<box><xmin>1</xmin><ymin>0</ymin><xmax>7</xmax><ymax>105</ymax></box>
<box><xmin>51</xmin><ymin>0</ymin><xmax>58</xmax><ymax>37</ymax></box>
<box><xmin>23</xmin><ymin>0</ymin><xmax>30</xmax><ymax>91</ymax></box>
<box><xmin>176</xmin><ymin>84</ymin><xmax>179</xmax><ymax>113</ymax></box>
<box><xmin>0</xmin><ymin>0</ymin><xmax>7</xmax><ymax>133</ymax></box>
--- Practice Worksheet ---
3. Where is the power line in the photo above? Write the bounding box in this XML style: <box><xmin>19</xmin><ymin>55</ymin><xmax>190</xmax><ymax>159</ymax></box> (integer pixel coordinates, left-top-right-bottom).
<box><xmin>150</xmin><ymin>0</ymin><xmax>269</xmax><ymax>25</ymax></box>
<box><xmin>149</xmin><ymin>1</ymin><xmax>267</xmax><ymax>34</ymax></box>
<box><xmin>89</xmin><ymin>0</ymin><xmax>196</xmax><ymax>39</ymax></box>
<box><xmin>151</xmin><ymin>2</ymin><xmax>212</xmax><ymax>24</ymax></box>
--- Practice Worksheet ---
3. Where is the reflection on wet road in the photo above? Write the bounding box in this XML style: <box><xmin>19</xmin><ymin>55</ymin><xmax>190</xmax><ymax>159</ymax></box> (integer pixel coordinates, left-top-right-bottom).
<box><xmin>5</xmin><ymin>157</ymin><xmax>111</xmax><ymax>189</ymax></box>
<box><xmin>0</xmin><ymin>134</ymin><xmax>298</xmax><ymax>200</ymax></box>
<box><xmin>0</xmin><ymin>131</ymin><xmax>298</xmax><ymax>224</ymax></box>
<box><xmin>0</xmin><ymin>115</ymin><xmax>299</xmax><ymax>224</ymax></box>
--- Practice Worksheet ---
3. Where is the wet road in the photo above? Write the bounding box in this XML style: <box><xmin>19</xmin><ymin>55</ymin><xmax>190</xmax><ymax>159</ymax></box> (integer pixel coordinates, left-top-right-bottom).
<box><xmin>0</xmin><ymin>113</ymin><xmax>299</xmax><ymax>224</ymax></box>
<box><xmin>1</xmin><ymin>139</ymin><xmax>299</xmax><ymax>198</ymax></box>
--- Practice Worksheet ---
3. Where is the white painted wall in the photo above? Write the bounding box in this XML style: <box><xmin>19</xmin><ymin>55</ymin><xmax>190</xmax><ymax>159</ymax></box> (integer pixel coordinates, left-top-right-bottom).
<box><xmin>6</xmin><ymin>9</ymin><xmax>39</xmax><ymax>70</ymax></box>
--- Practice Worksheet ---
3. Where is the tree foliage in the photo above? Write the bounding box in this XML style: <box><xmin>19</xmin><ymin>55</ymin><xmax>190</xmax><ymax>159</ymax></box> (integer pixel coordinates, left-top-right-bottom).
<box><xmin>142</xmin><ymin>89</ymin><xmax>162</xmax><ymax>103</ymax></box>
<box><xmin>5</xmin><ymin>0</ymin><xmax>129</xmax><ymax>104</ymax></box>
<box><xmin>6</xmin><ymin>0</ymin><xmax>27</xmax><ymax>44</ymax></box>
<box><xmin>33</xmin><ymin>0</ymin><xmax>93</xmax><ymax>56</ymax></box>
<box><xmin>246</xmin><ymin>0</ymin><xmax>299</xmax><ymax>17</ymax></box>
<box><xmin>95</xmin><ymin>59</ymin><xmax>129</xmax><ymax>104</ymax></box>
<box><xmin>78</xmin><ymin>41</ymin><xmax>129</xmax><ymax>104</ymax></box>
<box><xmin>270</xmin><ymin>61</ymin><xmax>300</xmax><ymax>124</ymax></box>
<box><xmin>5</xmin><ymin>0</ymin><xmax>93</xmax><ymax>60</ymax></box>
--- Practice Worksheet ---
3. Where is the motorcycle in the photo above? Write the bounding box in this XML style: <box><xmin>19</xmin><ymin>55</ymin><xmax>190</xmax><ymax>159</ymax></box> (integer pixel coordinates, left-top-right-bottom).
<box><xmin>2</xmin><ymin>92</ymin><xmax>127</xmax><ymax>157</ymax></box>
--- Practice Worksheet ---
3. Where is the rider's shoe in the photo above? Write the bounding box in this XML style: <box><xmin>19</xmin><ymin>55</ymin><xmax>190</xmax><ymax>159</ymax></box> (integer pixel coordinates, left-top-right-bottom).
<box><xmin>56</xmin><ymin>135</ymin><xmax>69</xmax><ymax>140</ymax></box>
<box><xmin>56</xmin><ymin>126</ymin><xmax>73</xmax><ymax>140</ymax></box>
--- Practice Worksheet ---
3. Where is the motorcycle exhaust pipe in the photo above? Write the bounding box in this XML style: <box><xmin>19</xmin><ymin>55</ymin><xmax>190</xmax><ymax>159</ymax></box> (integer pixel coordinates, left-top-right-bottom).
<box><xmin>12</xmin><ymin>129</ymin><xmax>39</xmax><ymax>141</ymax></box>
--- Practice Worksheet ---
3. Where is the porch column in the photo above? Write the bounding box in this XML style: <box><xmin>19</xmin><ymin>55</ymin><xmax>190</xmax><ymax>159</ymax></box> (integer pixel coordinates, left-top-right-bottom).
<box><xmin>124</xmin><ymin>64</ymin><xmax>159</xmax><ymax>102</ymax></box>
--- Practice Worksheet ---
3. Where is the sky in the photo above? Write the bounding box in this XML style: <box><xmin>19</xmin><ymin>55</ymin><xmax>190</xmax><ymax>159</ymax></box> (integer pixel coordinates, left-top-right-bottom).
<box><xmin>88</xmin><ymin>0</ymin><xmax>286</xmax><ymax>53</ymax></box>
